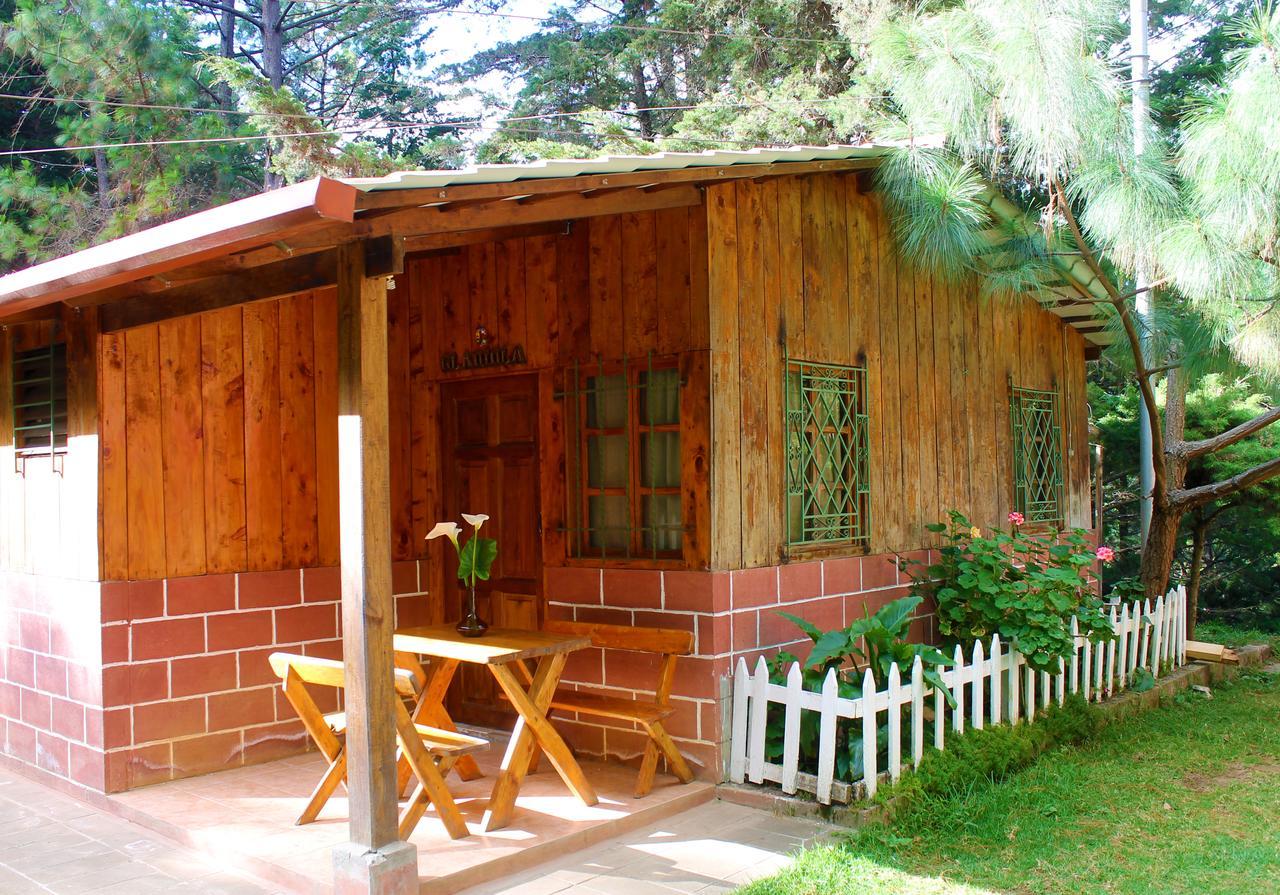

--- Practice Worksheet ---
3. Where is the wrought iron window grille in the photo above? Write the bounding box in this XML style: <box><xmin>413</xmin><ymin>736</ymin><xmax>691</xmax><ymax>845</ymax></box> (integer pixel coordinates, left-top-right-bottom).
<box><xmin>1010</xmin><ymin>384</ymin><xmax>1064</xmax><ymax>525</ymax></box>
<box><xmin>784</xmin><ymin>357</ymin><xmax>871</xmax><ymax>548</ymax></box>
<box><xmin>557</xmin><ymin>352</ymin><xmax>684</xmax><ymax>561</ymax></box>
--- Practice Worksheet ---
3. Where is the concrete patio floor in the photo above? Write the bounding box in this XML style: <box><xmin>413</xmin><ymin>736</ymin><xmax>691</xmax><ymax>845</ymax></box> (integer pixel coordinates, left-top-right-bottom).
<box><xmin>459</xmin><ymin>799</ymin><xmax>835</xmax><ymax>895</ymax></box>
<box><xmin>104</xmin><ymin>739</ymin><xmax>715</xmax><ymax>894</ymax></box>
<box><xmin>0</xmin><ymin>762</ymin><xmax>831</xmax><ymax>895</ymax></box>
<box><xmin>0</xmin><ymin>767</ymin><xmax>277</xmax><ymax>894</ymax></box>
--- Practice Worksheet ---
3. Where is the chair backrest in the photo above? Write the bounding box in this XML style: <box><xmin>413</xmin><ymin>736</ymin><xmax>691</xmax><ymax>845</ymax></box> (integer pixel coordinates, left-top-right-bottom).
<box><xmin>268</xmin><ymin>652</ymin><xmax>420</xmax><ymax>698</ymax></box>
<box><xmin>545</xmin><ymin>620</ymin><xmax>693</xmax><ymax>656</ymax></box>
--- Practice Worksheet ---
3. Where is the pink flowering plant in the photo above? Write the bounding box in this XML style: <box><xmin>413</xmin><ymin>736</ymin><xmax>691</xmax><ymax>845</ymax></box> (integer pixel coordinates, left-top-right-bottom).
<box><xmin>900</xmin><ymin>510</ymin><xmax>1112</xmax><ymax>672</ymax></box>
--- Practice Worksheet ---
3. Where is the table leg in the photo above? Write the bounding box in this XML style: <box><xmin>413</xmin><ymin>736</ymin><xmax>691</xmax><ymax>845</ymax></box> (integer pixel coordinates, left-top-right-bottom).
<box><xmin>482</xmin><ymin>654</ymin><xmax>598</xmax><ymax>832</ymax></box>
<box><xmin>410</xmin><ymin>658</ymin><xmax>483</xmax><ymax>782</ymax></box>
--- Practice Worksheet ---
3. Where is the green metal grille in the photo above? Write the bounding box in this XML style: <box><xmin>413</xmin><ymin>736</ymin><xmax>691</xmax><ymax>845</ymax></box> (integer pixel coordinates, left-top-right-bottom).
<box><xmin>1010</xmin><ymin>385</ymin><xmax>1064</xmax><ymax>524</ymax></box>
<box><xmin>558</xmin><ymin>353</ymin><xmax>683</xmax><ymax>560</ymax></box>
<box><xmin>784</xmin><ymin>358</ymin><xmax>871</xmax><ymax>546</ymax></box>
<box><xmin>11</xmin><ymin>338</ymin><xmax>67</xmax><ymax>461</ymax></box>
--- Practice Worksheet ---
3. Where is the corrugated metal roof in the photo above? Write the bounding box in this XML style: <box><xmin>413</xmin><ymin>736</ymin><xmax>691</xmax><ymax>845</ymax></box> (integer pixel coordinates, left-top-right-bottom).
<box><xmin>344</xmin><ymin>144</ymin><xmax>896</xmax><ymax>192</ymax></box>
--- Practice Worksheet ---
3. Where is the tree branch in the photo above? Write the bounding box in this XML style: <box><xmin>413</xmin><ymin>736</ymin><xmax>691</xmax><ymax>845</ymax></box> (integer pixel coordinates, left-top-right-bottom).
<box><xmin>180</xmin><ymin>0</ymin><xmax>260</xmax><ymax>28</ymax></box>
<box><xmin>282</xmin><ymin>26</ymin><xmax>374</xmax><ymax>76</ymax></box>
<box><xmin>1117</xmin><ymin>275</ymin><xmax>1172</xmax><ymax>303</ymax></box>
<box><xmin>1051</xmin><ymin>176</ymin><xmax>1168</xmax><ymax>501</ymax></box>
<box><xmin>282</xmin><ymin>5</ymin><xmax>347</xmax><ymax>35</ymax></box>
<box><xmin>1171</xmin><ymin>454</ymin><xmax>1280</xmax><ymax>509</ymax></box>
<box><xmin>1182</xmin><ymin>403</ymin><xmax>1280</xmax><ymax>459</ymax></box>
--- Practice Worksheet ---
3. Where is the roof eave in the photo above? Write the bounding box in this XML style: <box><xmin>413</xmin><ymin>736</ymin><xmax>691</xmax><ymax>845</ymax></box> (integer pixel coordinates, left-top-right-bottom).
<box><xmin>0</xmin><ymin>176</ymin><xmax>358</xmax><ymax>317</ymax></box>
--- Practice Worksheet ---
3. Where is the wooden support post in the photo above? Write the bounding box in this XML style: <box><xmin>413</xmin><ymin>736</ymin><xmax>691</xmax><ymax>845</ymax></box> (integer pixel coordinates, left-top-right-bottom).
<box><xmin>333</xmin><ymin>242</ymin><xmax>418</xmax><ymax>894</ymax></box>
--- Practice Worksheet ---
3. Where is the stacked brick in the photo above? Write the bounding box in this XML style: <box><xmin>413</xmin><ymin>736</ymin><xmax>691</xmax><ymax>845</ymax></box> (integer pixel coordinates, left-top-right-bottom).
<box><xmin>544</xmin><ymin>550</ymin><xmax>935</xmax><ymax>778</ymax></box>
<box><xmin>0</xmin><ymin>562</ymin><xmax>432</xmax><ymax>793</ymax></box>
<box><xmin>0</xmin><ymin>571</ymin><xmax>106</xmax><ymax>790</ymax></box>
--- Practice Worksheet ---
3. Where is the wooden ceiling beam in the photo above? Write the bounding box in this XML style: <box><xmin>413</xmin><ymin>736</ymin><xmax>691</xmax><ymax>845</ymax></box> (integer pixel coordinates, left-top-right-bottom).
<box><xmin>100</xmin><ymin>250</ymin><xmax>338</xmax><ymax>332</ymax></box>
<box><xmin>357</xmin><ymin>183</ymin><xmax>703</xmax><ymax>241</ymax></box>
<box><xmin>403</xmin><ymin>220</ymin><xmax>571</xmax><ymax>254</ymax></box>
<box><xmin>352</xmin><ymin>157</ymin><xmax>878</xmax><ymax>211</ymax></box>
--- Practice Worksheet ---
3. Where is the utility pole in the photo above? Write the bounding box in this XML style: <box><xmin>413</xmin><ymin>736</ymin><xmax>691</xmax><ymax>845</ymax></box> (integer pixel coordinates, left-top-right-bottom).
<box><xmin>1131</xmin><ymin>0</ymin><xmax>1155</xmax><ymax>543</ymax></box>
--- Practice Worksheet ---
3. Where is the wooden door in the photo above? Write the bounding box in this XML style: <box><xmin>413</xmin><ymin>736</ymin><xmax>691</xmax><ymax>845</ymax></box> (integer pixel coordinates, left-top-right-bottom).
<box><xmin>441</xmin><ymin>373</ymin><xmax>542</xmax><ymax>725</ymax></box>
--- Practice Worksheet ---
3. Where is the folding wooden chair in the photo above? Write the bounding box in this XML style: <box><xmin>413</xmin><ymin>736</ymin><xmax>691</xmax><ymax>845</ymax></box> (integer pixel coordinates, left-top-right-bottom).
<box><xmin>269</xmin><ymin>652</ymin><xmax>487</xmax><ymax>840</ymax></box>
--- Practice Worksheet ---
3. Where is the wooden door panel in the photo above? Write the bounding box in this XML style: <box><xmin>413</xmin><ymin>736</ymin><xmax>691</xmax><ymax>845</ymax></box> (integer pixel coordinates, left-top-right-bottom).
<box><xmin>441</xmin><ymin>373</ymin><xmax>541</xmax><ymax>725</ymax></box>
<box><xmin>497</xmin><ymin>456</ymin><xmax>538</xmax><ymax>582</ymax></box>
<box><xmin>497</xmin><ymin>393</ymin><xmax>535</xmax><ymax>442</ymax></box>
<box><xmin>455</xmin><ymin>396</ymin><xmax>490</xmax><ymax>446</ymax></box>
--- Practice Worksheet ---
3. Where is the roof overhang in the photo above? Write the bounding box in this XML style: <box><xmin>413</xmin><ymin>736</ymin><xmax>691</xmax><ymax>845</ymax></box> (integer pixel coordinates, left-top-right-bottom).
<box><xmin>0</xmin><ymin>143</ymin><xmax>1108</xmax><ymax>350</ymax></box>
<box><xmin>0</xmin><ymin>177</ymin><xmax>358</xmax><ymax>317</ymax></box>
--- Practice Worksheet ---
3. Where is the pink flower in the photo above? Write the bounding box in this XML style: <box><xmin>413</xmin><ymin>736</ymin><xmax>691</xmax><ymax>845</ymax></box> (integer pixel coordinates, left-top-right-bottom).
<box><xmin>1008</xmin><ymin>511</ymin><xmax>1025</xmax><ymax>526</ymax></box>
<box><xmin>1096</xmin><ymin>546</ymin><xmax>1116</xmax><ymax>564</ymax></box>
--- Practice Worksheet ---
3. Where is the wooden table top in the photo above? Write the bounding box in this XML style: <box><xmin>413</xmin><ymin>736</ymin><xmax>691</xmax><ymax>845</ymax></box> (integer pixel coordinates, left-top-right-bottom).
<box><xmin>393</xmin><ymin>624</ymin><xmax>591</xmax><ymax>665</ymax></box>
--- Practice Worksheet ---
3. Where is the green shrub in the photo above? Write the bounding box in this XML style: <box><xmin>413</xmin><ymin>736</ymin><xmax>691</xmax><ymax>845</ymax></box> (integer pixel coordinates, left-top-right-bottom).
<box><xmin>901</xmin><ymin>511</ymin><xmax>1114</xmax><ymax>672</ymax></box>
<box><xmin>766</xmin><ymin>596</ymin><xmax>956</xmax><ymax>782</ymax></box>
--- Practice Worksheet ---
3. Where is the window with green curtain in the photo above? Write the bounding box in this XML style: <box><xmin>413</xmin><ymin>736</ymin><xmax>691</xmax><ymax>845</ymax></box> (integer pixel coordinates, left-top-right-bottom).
<box><xmin>1010</xmin><ymin>385</ymin><xmax>1064</xmax><ymax>524</ymax></box>
<box><xmin>562</xmin><ymin>354</ymin><xmax>682</xmax><ymax>559</ymax></box>
<box><xmin>784</xmin><ymin>358</ymin><xmax>870</xmax><ymax>547</ymax></box>
<box><xmin>12</xmin><ymin>337</ymin><xmax>67</xmax><ymax>459</ymax></box>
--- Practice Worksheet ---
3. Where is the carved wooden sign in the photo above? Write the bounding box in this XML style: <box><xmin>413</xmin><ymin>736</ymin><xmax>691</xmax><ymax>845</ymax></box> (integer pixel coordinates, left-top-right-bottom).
<box><xmin>440</xmin><ymin>344</ymin><xmax>528</xmax><ymax>373</ymax></box>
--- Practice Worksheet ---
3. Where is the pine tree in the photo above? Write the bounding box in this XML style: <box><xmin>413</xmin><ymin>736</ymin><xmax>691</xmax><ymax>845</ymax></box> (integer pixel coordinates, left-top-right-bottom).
<box><xmin>864</xmin><ymin>0</ymin><xmax>1280</xmax><ymax>599</ymax></box>
<box><xmin>0</xmin><ymin>0</ymin><xmax>258</xmax><ymax>268</ymax></box>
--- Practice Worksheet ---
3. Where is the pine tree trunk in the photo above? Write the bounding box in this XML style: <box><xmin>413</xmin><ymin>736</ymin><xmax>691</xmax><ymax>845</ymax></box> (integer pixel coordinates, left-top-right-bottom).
<box><xmin>1139</xmin><ymin>499</ymin><xmax>1181</xmax><ymax>599</ymax></box>
<box><xmin>261</xmin><ymin>0</ymin><xmax>284</xmax><ymax>88</ymax></box>
<box><xmin>218</xmin><ymin>1</ymin><xmax>236</xmax><ymax>109</ymax></box>
<box><xmin>1155</xmin><ymin>365</ymin><xmax>1189</xmax><ymax>615</ymax></box>
<box><xmin>1186</xmin><ymin>514</ymin><xmax>1210</xmax><ymax>640</ymax></box>
<box><xmin>260</xmin><ymin>0</ymin><xmax>285</xmax><ymax>189</ymax></box>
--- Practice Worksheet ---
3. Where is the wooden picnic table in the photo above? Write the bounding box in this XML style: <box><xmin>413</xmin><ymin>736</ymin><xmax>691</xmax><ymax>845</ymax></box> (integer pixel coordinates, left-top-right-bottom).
<box><xmin>392</xmin><ymin>624</ymin><xmax>599</xmax><ymax>832</ymax></box>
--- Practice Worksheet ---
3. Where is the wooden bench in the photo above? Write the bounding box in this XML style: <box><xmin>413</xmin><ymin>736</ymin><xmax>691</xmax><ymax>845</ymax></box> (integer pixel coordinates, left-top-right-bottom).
<box><xmin>268</xmin><ymin>652</ymin><xmax>488</xmax><ymax>839</ymax></box>
<box><xmin>538</xmin><ymin>620</ymin><xmax>696</xmax><ymax>798</ymax></box>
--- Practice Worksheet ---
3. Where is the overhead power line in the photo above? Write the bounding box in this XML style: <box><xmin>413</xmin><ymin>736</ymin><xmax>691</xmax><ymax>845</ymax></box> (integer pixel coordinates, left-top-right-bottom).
<box><xmin>0</xmin><ymin>91</ymin><xmax>316</xmax><ymax>120</ymax></box>
<box><xmin>0</xmin><ymin>95</ymin><xmax>862</xmax><ymax>158</ymax></box>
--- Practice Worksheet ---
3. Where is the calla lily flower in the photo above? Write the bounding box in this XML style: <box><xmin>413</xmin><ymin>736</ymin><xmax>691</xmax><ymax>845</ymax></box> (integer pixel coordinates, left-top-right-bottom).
<box><xmin>426</xmin><ymin>521</ymin><xmax>461</xmax><ymax>547</ymax></box>
<box><xmin>461</xmin><ymin>513</ymin><xmax>489</xmax><ymax>532</ymax></box>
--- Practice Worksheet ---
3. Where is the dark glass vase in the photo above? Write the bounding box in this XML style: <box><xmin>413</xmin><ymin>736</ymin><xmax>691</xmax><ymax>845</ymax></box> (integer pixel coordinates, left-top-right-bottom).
<box><xmin>456</xmin><ymin>582</ymin><xmax>488</xmax><ymax>637</ymax></box>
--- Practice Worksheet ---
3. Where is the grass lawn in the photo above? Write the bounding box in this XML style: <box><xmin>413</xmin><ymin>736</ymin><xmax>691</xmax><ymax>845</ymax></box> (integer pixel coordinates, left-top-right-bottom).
<box><xmin>739</xmin><ymin>653</ymin><xmax>1280</xmax><ymax>895</ymax></box>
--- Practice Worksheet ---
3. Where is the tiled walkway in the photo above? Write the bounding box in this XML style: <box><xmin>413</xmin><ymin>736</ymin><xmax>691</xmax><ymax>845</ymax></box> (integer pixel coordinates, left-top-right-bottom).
<box><xmin>0</xmin><ymin>769</ymin><xmax>277</xmax><ymax>894</ymax></box>
<box><xmin>458</xmin><ymin>800</ymin><xmax>834</xmax><ymax>895</ymax></box>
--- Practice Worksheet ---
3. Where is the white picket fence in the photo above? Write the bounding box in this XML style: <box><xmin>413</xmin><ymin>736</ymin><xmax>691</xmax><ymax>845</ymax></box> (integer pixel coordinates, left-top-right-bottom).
<box><xmin>729</xmin><ymin>585</ymin><xmax>1188</xmax><ymax>805</ymax></box>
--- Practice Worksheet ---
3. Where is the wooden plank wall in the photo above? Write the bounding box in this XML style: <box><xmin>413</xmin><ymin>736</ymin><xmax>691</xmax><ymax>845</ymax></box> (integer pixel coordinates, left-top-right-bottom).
<box><xmin>99</xmin><ymin>290</ymin><xmax>336</xmax><ymax>582</ymax></box>
<box><xmin>0</xmin><ymin>311</ymin><xmax>99</xmax><ymax>580</ymax></box>
<box><xmin>706</xmin><ymin>173</ymin><xmax>1092</xmax><ymax>569</ymax></box>
<box><xmin>96</xmin><ymin>209</ymin><xmax>712</xmax><ymax>582</ymax></box>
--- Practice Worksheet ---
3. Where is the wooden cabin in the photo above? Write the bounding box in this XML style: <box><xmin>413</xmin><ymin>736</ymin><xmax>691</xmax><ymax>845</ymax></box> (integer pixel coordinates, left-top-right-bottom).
<box><xmin>0</xmin><ymin>146</ymin><xmax>1104</xmax><ymax>877</ymax></box>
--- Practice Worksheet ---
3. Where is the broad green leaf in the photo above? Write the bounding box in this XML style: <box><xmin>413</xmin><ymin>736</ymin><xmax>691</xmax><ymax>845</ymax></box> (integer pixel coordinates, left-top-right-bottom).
<box><xmin>924</xmin><ymin>668</ymin><xmax>957</xmax><ymax>708</ymax></box>
<box><xmin>458</xmin><ymin>536</ymin><xmax>498</xmax><ymax>582</ymax></box>
<box><xmin>913</xmin><ymin>645</ymin><xmax>954</xmax><ymax>666</ymax></box>
<box><xmin>806</xmin><ymin>630</ymin><xmax>851</xmax><ymax>670</ymax></box>
<box><xmin>876</xmin><ymin>595</ymin><xmax>922</xmax><ymax>634</ymax></box>
<box><xmin>777</xmin><ymin>611</ymin><xmax>824</xmax><ymax>643</ymax></box>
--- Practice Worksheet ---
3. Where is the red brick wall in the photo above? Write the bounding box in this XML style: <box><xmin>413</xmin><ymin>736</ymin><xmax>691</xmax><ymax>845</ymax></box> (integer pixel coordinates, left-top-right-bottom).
<box><xmin>544</xmin><ymin>551</ymin><xmax>936</xmax><ymax>780</ymax></box>
<box><xmin>0</xmin><ymin>571</ymin><xmax>106</xmax><ymax>791</ymax></box>
<box><xmin>99</xmin><ymin>561</ymin><xmax>432</xmax><ymax>792</ymax></box>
